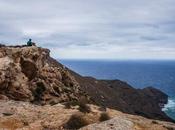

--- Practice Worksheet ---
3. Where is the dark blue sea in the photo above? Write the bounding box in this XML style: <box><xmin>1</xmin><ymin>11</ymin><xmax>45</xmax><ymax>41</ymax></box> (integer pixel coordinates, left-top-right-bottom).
<box><xmin>60</xmin><ymin>60</ymin><xmax>175</xmax><ymax>120</ymax></box>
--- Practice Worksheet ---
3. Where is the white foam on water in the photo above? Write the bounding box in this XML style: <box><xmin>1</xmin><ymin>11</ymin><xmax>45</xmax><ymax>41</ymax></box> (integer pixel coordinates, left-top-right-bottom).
<box><xmin>162</xmin><ymin>98</ymin><xmax>175</xmax><ymax>111</ymax></box>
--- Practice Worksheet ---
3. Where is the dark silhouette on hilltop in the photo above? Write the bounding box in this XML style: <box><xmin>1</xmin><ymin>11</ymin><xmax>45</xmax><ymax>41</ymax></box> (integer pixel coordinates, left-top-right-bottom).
<box><xmin>27</xmin><ymin>39</ymin><xmax>32</xmax><ymax>46</ymax></box>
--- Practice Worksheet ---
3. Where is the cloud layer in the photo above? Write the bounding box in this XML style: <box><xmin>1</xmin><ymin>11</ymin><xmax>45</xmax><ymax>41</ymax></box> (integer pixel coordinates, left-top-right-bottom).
<box><xmin>1</xmin><ymin>0</ymin><xmax>175</xmax><ymax>59</ymax></box>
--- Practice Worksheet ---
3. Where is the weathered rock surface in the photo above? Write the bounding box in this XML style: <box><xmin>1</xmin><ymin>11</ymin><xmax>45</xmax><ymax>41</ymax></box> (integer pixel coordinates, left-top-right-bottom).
<box><xmin>81</xmin><ymin>117</ymin><xmax>134</xmax><ymax>130</ymax></box>
<box><xmin>0</xmin><ymin>46</ymin><xmax>88</xmax><ymax>104</ymax></box>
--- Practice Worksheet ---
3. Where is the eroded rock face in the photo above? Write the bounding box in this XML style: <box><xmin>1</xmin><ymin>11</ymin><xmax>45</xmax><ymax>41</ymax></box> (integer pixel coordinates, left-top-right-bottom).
<box><xmin>0</xmin><ymin>46</ymin><xmax>86</xmax><ymax>104</ymax></box>
<box><xmin>20</xmin><ymin>58</ymin><xmax>38</xmax><ymax>81</ymax></box>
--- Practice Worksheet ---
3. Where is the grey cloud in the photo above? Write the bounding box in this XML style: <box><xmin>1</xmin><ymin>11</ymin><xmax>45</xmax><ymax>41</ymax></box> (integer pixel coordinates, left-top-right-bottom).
<box><xmin>0</xmin><ymin>0</ymin><xmax>175</xmax><ymax>59</ymax></box>
<box><xmin>140</xmin><ymin>36</ymin><xmax>166</xmax><ymax>41</ymax></box>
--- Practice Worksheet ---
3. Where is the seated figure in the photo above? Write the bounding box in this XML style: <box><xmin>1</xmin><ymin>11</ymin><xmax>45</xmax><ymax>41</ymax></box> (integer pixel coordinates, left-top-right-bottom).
<box><xmin>27</xmin><ymin>39</ymin><xmax>32</xmax><ymax>46</ymax></box>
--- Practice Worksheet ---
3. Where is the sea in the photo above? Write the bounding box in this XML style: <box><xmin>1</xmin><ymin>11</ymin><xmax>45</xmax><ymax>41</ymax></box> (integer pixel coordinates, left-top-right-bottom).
<box><xmin>60</xmin><ymin>60</ymin><xmax>175</xmax><ymax>120</ymax></box>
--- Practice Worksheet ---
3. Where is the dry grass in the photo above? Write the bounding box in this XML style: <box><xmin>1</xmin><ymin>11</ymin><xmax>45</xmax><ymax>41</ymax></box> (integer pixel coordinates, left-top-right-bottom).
<box><xmin>63</xmin><ymin>113</ymin><xmax>89</xmax><ymax>129</ymax></box>
<box><xmin>78</xmin><ymin>102</ymin><xmax>91</xmax><ymax>113</ymax></box>
<box><xmin>0</xmin><ymin>118</ymin><xmax>23</xmax><ymax>130</ymax></box>
<box><xmin>99</xmin><ymin>112</ymin><xmax>111</xmax><ymax>122</ymax></box>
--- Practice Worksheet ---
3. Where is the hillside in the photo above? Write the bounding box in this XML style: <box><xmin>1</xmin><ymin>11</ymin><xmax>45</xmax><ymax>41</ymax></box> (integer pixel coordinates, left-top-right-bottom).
<box><xmin>0</xmin><ymin>100</ymin><xmax>175</xmax><ymax>130</ymax></box>
<box><xmin>0</xmin><ymin>45</ymin><xmax>174</xmax><ymax>129</ymax></box>
<box><xmin>72</xmin><ymin>75</ymin><xmax>173</xmax><ymax>122</ymax></box>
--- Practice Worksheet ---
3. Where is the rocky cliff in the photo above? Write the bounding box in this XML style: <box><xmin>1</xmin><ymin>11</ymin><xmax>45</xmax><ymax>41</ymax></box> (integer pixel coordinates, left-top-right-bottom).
<box><xmin>0</xmin><ymin>45</ymin><xmax>89</xmax><ymax>105</ymax></box>
<box><xmin>0</xmin><ymin>45</ymin><xmax>174</xmax><ymax>123</ymax></box>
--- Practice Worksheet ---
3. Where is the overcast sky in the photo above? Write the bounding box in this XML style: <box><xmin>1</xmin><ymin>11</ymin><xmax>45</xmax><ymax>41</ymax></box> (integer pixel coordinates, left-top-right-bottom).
<box><xmin>0</xmin><ymin>0</ymin><xmax>175</xmax><ymax>60</ymax></box>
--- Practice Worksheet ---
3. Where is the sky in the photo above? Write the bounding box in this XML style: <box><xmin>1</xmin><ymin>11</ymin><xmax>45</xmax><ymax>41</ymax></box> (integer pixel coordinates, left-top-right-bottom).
<box><xmin>0</xmin><ymin>0</ymin><xmax>175</xmax><ymax>60</ymax></box>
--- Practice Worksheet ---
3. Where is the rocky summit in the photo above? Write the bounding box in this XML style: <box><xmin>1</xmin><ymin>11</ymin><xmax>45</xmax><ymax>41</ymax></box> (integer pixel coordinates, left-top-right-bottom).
<box><xmin>0</xmin><ymin>45</ymin><xmax>88</xmax><ymax>105</ymax></box>
<box><xmin>0</xmin><ymin>45</ymin><xmax>174</xmax><ymax>130</ymax></box>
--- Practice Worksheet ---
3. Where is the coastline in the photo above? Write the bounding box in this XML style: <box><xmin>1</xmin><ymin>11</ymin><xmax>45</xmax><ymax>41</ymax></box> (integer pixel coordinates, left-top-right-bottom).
<box><xmin>162</xmin><ymin>97</ymin><xmax>175</xmax><ymax>120</ymax></box>
<box><xmin>61</xmin><ymin>59</ymin><xmax>175</xmax><ymax>121</ymax></box>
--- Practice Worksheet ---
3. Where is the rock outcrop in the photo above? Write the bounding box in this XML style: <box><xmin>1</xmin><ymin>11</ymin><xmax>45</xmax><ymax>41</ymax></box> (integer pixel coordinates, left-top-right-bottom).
<box><xmin>0</xmin><ymin>45</ymin><xmax>174</xmax><ymax>123</ymax></box>
<box><xmin>0</xmin><ymin>46</ymin><xmax>88</xmax><ymax>105</ymax></box>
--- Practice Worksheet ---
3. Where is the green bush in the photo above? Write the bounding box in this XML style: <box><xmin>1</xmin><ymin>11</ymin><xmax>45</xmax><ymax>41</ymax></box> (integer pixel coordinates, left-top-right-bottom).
<box><xmin>99</xmin><ymin>112</ymin><xmax>111</xmax><ymax>122</ymax></box>
<box><xmin>63</xmin><ymin>114</ymin><xmax>89</xmax><ymax>129</ymax></box>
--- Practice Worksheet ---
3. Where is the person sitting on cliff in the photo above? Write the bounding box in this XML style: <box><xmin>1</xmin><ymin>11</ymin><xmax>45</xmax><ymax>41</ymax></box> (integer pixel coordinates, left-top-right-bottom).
<box><xmin>27</xmin><ymin>39</ymin><xmax>32</xmax><ymax>46</ymax></box>
<box><xmin>27</xmin><ymin>39</ymin><xmax>36</xmax><ymax>46</ymax></box>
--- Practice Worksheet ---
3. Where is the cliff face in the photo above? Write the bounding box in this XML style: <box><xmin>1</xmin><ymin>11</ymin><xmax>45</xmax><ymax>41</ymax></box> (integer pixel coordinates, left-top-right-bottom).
<box><xmin>0</xmin><ymin>46</ymin><xmax>88</xmax><ymax>104</ymax></box>
<box><xmin>0</xmin><ymin>45</ymin><xmax>173</xmax><ymax>122</ymax></box>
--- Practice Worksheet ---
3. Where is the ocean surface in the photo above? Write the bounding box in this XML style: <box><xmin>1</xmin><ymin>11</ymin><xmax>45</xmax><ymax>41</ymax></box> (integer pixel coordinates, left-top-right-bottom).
<box><xmin>60</xmin><ymin>60</ymin><xmax>175</xmax><ymax>120</ymax></box>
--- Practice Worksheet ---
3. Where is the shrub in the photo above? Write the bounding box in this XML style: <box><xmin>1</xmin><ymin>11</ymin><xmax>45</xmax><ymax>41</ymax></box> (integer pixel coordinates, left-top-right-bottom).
<box><xmin>49</xmin><ymin>99</ymin><xmax>59</xmax><ymax>106</ymax></box>
<box><xmin>99</xmin><ymin>112</ymin><xmax>110</xmax><ymax>122</ymax></box>
<box><xmin>70</xmin><ymin>100</ymin><xmax>80</xmax><ymax>106</ymax></box>
<box><xmin>98</xmin><ymin>106</ymin><xmax>107</xmax><ymax>112</ymax></box>
<box><xmin>163</xmin><ymin>125</ymin><xmax>174</xmax><ymax>130</ymax></box>
<box><xmin>63</xmin><ymin>114</ymin><xmax>89</xmax><ymax>129</ymax></box>
<box><xmin>152</xmin><ymin>120</ymin><xmax>158</xmax><ymax>124</ymax></box>
<box><xmin>78</xmin><ymin>102</ymin><xmax>91</xmax><ymax>113</ymax></box>
<box><xmin>64</xmin><ymin>102</ymin><xmax>71</xmax><ymax>109</ymax></box>
<box><xmin>64</xmin><ymin>100</ymin><xmax>79</xmax><ymax>109</ymax></box>
<box><xmin>33</xmin><ymin>82</ymin><xmax>46</xmax><ymax>101</ymax></box>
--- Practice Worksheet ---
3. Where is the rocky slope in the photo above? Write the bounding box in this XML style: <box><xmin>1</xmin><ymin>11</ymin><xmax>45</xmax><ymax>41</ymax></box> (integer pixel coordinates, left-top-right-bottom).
<box><xmin>0</xmin><ymin>45</ymin><xmax>174</xmax><ymax>124</ymax></box>
<box><xmin>0</xmin><ymin>100</ymin><xmax>174</xmax><ymax>130</ymax></box>
<box><xmin>72</xmin><ymin>75</ymin><xmax>173</xmax><ymax>122</ymax></box>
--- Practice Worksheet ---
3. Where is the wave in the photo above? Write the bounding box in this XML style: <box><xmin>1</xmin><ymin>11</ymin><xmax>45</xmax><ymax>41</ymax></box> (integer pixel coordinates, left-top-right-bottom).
<box><xmin>162</xmin><ymin>97</ymin><xmax>175</xmax><ymax>111</ymax></box>
<box><xmin>162</xmin><ymin>97</ymin><xmax>175</xmax><ymax>120</ymax></box>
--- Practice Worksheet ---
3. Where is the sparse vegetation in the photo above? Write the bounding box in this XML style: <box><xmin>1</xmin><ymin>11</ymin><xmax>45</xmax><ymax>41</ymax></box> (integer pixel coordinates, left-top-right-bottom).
<box><xmin>152</xmin><ymin>120</ymin><xmax>158</xmax><ymax>124</ymax></box>
<box><xmin>163</xmin><ymin>125</ymin><xmax>175</xmax><ymax>130</ymax></box>
<box><xmin>64</xmin><ymin>102</ymin><xmax>71</xmax><ymax>109</ymax></box>
<box><xmin>49</xmin><ymin>99</ymin><xmax>58</xmax><ymax>106</ymax></box>
<box><xmin>78</xmin><ymin>102</ymin><xmax>91</xmax><ymax>113</ymax></box>
<box><xmin>34</xmin><ymin>82</ymin><xmax>46</xmax><ymax>101</ymax></box>
<box><xmin>63</xmin><ymin>114</ymin><xmax>89</xmax><ymax>129</ymax></box>
<box><xmin>98</xmin><ymin>105</ymin><xmax>107</xmax><ymax>112</ymax></box>
<box><xmin>64</xmin><ymin>100</ymin><xmax>80</xmax><ymax>109</ymax></box>
<box><xmin>99</xmin><ymin>112</ymin><xmax>111</xmax><ymax>122</ymax></box>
